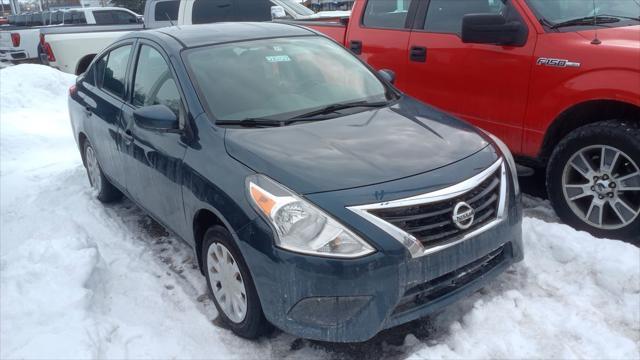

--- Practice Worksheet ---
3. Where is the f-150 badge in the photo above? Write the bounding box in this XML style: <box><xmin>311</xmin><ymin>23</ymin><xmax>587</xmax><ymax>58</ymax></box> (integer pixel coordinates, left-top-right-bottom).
<box><xmin>537</xmin><ymin>58</ymin><xmax>581</xmax><ymax>68</ymax></box>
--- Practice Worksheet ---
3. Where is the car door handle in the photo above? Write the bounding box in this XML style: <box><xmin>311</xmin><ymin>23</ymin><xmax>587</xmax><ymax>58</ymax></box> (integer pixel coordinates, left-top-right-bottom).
<box><xmin>410</xmin><ymin>46</ymin><xmax>427</xmax><ymax>62</ymax></box>
<box><xmin>349</xmin><ymin>40</ymin><xmax>362</xmax><ymax>55</ymax></box>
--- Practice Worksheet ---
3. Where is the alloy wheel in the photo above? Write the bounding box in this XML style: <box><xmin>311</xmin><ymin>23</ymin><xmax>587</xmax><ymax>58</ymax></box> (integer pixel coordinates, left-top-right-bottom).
<box><xmin>562</xmin><ymin>145</ymin><xmax>640</xmax><ymax>230</ymax></box>
<box><xmin>207</xmin><ymin>242</ymin><xmax>248</xmax><ymax>323</ymax></box>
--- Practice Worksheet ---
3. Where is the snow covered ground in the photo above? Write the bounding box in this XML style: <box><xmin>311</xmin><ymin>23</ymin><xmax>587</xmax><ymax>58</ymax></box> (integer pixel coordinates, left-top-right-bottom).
<box><xmin>1</xmin><ymin>64</ymin><xmax>639</xmax><ymax>359</ymax></box>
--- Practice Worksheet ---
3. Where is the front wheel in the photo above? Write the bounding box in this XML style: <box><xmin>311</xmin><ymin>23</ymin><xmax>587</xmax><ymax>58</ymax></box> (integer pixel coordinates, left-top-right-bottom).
<box><xmin>547</xmin><ymin>120</ymin><xmax>640</xmax><ymax>242</ymax></box>
<box><xmin>202</xmin><ymin>225</ymin><xmax>270</xmax><ymax>339</ymax></box>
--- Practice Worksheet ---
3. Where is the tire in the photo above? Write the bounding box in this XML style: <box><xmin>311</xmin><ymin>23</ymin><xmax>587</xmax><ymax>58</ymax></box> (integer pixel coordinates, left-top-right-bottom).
<box><xmin>202</xmin><ymin>225</ymin><xmax>270</xmax><ymax>339</ymax></box>
<box><xmin>83</xmin><ymin>140</ymin><xmax>122</xmax><ymax>203</ymax></box>
<box><xmin>546</xmin><ymin>120</ymin><xmax>640</xmax><ymax>242</ymax></box>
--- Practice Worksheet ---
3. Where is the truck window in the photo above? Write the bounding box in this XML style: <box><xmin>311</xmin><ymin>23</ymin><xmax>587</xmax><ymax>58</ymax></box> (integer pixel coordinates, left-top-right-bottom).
<box><xmin>155</xmin><ymin>0</ymin><xmax>180</xmax><ymax>21</ymax></box>
<box><xmin>362</xmin><ymin>0</ymin><xmax>413</xmax><ymax>29</ymax></box>
<box><xmin>423</xmin><ymin>0</ymin><xmax>506</xmax><ymax>34</ymax></box>
<box><xmin>192</xmin><ymin>0</ymin><xmax>234</xmax><ymax>23</ymax></box>
<box><xmin>64</xmin><ymin>11</ymin><xmax>87</xmax><ymax>25</ymax></box>
<box><xmin>132</xmin><ymin>45</ymin><xmax>183</xmax><ymax>119</ymax></box>
<box><xmin>236</xmin><ymin>0</ymin><xmax>272</xmax><ymax>21</ymax></box>
<box><xmin>99</xmin><ymin>45</ymin><xmax>132</xmax><ymax>99</ymax></box>
<box><xmin>94</xmin><ymin>10</ymin><xmax>138</xmax><ymax>25</ymax></box>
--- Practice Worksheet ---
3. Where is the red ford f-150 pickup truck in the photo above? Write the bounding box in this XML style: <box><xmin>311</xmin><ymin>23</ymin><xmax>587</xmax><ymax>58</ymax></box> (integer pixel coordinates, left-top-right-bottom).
<box><xmin>293</xmin><ymin>0</ymin><xmax>640</xmax><ymax>240</ymax></box>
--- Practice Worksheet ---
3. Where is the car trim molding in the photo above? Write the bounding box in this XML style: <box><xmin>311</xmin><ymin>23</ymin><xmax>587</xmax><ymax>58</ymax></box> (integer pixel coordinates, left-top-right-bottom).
<box><xmin>348</xmin><ymin>159</ymin><xmax>507</xmax><ymax>258</ymax></box>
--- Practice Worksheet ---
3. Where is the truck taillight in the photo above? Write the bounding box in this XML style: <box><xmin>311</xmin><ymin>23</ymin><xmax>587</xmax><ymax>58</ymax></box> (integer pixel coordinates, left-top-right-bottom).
<box><xmin>10</xmin><ymin>33</ymin><xmax>20</xmax><ymax>47</ymax></box>
<box><xmin>69</xmin><ymin>84</ymin><xmax>77</xmax><ymax>96</ymax></box>
<box><xmin>43</xmin><ymin>42</ymin><xmax>56</xmax><ymax>62</ymax></box>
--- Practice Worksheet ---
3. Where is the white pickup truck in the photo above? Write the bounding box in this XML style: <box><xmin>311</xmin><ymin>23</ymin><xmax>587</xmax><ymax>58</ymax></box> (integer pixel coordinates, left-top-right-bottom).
<box><xmin>0</xmin><ymin>8</ymin><xmax>141</xmax><ymax>64</ymax></box>
<box><xmin>39</xmin><ymin>0</ymin><xmax>350</xmax><ymax>74</ymax></box>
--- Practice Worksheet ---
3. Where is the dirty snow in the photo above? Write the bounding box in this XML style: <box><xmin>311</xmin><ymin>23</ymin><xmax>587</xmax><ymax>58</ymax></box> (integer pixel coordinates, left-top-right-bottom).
<box><xmin>1</xmin><ymin>64</ymin><xmax>639</xmax><ymax>359</ymax></box>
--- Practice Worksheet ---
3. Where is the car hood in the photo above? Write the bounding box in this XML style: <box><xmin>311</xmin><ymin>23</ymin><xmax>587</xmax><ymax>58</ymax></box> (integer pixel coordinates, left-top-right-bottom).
<box><xmin>224</xmin><ymin>97</ymin><xmax>491</xmax><ymax>194</ymax></box>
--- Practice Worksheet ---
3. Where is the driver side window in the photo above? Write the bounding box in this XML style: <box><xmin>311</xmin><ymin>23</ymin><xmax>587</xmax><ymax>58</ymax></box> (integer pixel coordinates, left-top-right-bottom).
<box><xmin>424</xmin><ymin>0</ymin><xmax>507</xmax><ymax>34</ymax></box>
<box><xmin>132</xmin><ymin>45</ymin><xmax>184</xmax><ymax>125</ymax></box>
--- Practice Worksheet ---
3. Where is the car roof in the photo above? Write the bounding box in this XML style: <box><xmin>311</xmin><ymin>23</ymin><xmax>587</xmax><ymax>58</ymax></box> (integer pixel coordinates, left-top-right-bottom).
<box><xmin>153</xmin><ymin>22</ymin><xmax>316</xmax><ymax>48</ymax></box>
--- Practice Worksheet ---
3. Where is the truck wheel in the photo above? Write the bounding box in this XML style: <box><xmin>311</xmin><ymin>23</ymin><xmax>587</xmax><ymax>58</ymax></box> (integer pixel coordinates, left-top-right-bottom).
<box><xmin>547</xmin><ymin>120</ymin><xmax>640</xmax><ymax>242</ymax></box>
<box><xmin>202</xmin><ymin>225</ymin><xmax>270</xmax><ymax>339</ymax></box>
<box><xmin>83</xmin><ymin>140</ymin><xmax>122</xmax><ymax>203</ymax></box>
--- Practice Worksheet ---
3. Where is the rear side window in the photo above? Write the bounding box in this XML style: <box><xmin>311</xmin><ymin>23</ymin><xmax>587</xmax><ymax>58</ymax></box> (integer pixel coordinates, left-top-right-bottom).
<box><xmin>65</xmin><ymin>11</ymin><xmax>87</xmax><ymax>24</ymax></box>
<box><xmin>155</xmin><ymin>0</ymin><xmax>180</xmax><ymax>21</ymax></box>
<box><xmin>94</xmin><ymin>10</ymin><xmax>138</xmax><ymax>25</ymax></box>
<box><xmin>192</xmin><ymin>0</ymin><xmax>234</xmax><ymax>23</ymax></box>
<box><xmin>99</xmin><ymin>45</ymin><xmax>132</xmax><ymax>98</ymax></box>
<box><xmin>132</xmin><ymin>45</ymin><xmax>183</xmax><ymax>120</ymax></box>
<box><xmin>424</xmin><ymin>0</ymin><xmax>506</xmax><ymax>34</ymax></box>
<box><xmin>362</xmin><ymin>0</ymin><xmax>412</xmax><ymax>29</ymax></box>
<box><xmin>236</xmin><ymin>0</ymin><xmax>272</xmax><ymax>22</ymax></box>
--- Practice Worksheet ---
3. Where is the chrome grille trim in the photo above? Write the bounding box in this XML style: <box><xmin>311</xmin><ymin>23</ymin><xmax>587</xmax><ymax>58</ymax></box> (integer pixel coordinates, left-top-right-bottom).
<box><xmin>347</xmin><ymin>159</ymin><xmax>507</xmax><ymax>258</ymax></box>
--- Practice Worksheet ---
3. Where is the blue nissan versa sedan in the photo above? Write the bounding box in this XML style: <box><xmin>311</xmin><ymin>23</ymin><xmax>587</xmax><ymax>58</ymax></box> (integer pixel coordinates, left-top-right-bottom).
<box><xmin>68</xmin><ymin>23</ymin><xmax>523</xmax><ymax>342</ymax></box>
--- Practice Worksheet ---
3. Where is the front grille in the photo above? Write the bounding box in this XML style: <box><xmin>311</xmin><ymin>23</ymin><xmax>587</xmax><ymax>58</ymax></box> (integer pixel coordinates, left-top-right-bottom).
<box><xmin>368</xmin><ymin>167</ymin><xmax>502</xmax><ymax>249</ymax></box>
<box><xmin>392</xmin><ymin>244</ymin><xmax>508</xmax><ymax>315</ymax></box>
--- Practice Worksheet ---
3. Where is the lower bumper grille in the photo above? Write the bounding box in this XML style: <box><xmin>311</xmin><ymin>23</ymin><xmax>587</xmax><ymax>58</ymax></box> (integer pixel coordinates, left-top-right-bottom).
<box><xmin>392</xmin><ymin>244</ymin><xmax>508</xmax><ymax>315</ymax></box>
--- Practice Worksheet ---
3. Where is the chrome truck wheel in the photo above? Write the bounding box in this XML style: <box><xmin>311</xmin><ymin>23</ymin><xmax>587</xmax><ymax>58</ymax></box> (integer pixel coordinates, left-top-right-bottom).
<box><xmin>562</xmin><ymin>145</ymin><xmax>640</xmax><ymax>229</ymax></box>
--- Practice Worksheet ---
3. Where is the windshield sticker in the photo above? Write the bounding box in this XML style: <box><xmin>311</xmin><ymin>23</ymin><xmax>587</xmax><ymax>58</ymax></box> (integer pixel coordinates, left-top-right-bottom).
<box><xmin>265</xmin><ymin>55</ymin><xmax>291</xmax><ymax>63</ymax></box>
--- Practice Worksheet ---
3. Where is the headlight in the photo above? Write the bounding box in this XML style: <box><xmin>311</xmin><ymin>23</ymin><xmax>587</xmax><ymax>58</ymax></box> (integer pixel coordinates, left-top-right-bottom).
<box><xmin>246</xmin><ymin>175</ymin><xmax>375</xmax><ymax>258</ymax></box>
<box><xmin>483</xmin><ymin>130</ymin><xmax>520</xmax><ymax>195</ymax></box>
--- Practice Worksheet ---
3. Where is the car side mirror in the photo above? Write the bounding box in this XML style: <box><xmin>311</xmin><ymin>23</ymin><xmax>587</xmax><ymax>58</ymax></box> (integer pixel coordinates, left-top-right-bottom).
<box><xmin>461</xmin><ymin>14</ymin><xmax>526</xmax><ymax>46</ymax></box>
<box><xmin>271</xmin><ymin>5</ymin><xmax>287</xmax><ymax>20</ymax></box>
<box><xmin>378</xmin><ymin>69</ymin><xmax>396</xmax><ymax>84</ymax></box>
<box><xmin>133</xmin><ymin>104</ymin><xmax>178</xmax><ymax>131</ymax></box>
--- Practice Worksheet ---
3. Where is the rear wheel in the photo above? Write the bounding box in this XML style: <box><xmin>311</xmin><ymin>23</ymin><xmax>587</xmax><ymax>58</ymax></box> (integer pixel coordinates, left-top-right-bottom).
<box><xmin>83</xmin><ymin>140</ymin><xmax>122</xmax><ymax>203</ymax></box>
<box><xmin>547</xmin><ymin>120</ymin><xmax>640</xmax><ymax>242</ymax></box>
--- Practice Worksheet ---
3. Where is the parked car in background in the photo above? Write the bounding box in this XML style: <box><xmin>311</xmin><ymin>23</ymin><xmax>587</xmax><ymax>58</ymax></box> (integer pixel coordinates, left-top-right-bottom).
<box><xmin>39</xmin><ymin>0</ymin><xmax>349</xmax><ymax>75</ymax></box>
<box><xmin>1</xmin><ymin>7</ymin><xmax>141</xmax><ymax>63</ymax></box>
<box><xmin>293</xmin><ymin>0</ymin><xmax>640</xmax><ymax>240</ymax></box>
<box><xmin>68</xmin><ymin>22</ymin><xmax>523</xmax><ymax>342</ymax></box>
<box><xmin>38</xmin><ymin>8</ymin><xmax>143</xmax><ymax>73</ymax></box>
<box><xmin>144</xmin><ymin>0</ymin><xmax>351</xmax><ymax>29</ymax></box>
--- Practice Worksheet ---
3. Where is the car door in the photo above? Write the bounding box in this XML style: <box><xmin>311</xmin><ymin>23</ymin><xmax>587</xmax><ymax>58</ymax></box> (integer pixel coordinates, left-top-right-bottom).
<box><xmin>81</xmin><ymin>42</ymin><xmax>134</xmax><ymax>188</ymax></box>
<box><xmin>120</xmin><ymin>41</ymin><xmax>189</xmax><ymax>235</ymax></box>
<box><xmin>345</xmin><ymin>0</ymin><xmax>417</xmax><ymax>89</ymax></box>
<box><xmin>405</xmin><ymin>0</ymin><xmax>536</xmax><ymax>152</ymax></box>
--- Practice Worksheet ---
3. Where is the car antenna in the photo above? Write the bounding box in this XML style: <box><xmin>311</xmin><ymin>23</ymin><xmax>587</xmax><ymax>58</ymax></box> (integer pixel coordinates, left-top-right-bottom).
<box><xmin>165</xmin><ymin>12</ymin><xmax>180</xmax><ymax>29</ymax></box>
<box><xmin>591</xmin><ymin>0</ymin><xmax>601</xmax><ymax>44</ymax></box>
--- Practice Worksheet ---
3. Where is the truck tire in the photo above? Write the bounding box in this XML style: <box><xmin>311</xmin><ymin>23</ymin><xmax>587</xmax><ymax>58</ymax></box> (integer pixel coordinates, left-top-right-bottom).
<box><xmin>547</xmin><ymin>120</ymin><xmax>640</xmax><ymax>242</ymax></box>
<box><xmin>202</xmin><ymin>225</ymin><xmax>270</xmax><ymax>339</ymax></box>
<box><xmin>83</xmin><ymin>140</ymin><xmax>122</xmax><ymax>203</ymax></box>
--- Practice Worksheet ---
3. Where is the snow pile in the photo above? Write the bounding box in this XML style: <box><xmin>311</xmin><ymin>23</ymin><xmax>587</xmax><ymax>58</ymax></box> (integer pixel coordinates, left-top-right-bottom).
<box><xmin>406</xmin><ymin>217</ymin><xmax>639</xmax><ymax>359</ymax></box>
<box><xmin>1</xmin><ymin>64</ymin><xmax>639</xmax><ymax>359</ymax></box>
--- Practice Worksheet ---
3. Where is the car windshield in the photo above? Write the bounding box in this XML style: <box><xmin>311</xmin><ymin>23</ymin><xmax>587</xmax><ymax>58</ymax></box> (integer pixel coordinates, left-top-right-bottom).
<box><xmin>528</xmin><ymin>0</ymin><xmax>639</xmax><ymax>24</ymax></box>
<box><xmin>184</xmin><ymin>36</ymin><xmax>392</xmax><ymax>122</ymax></box>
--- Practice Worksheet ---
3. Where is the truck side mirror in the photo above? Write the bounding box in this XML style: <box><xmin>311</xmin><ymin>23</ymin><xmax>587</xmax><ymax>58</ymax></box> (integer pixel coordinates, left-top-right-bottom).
<box><xmin>461</xmin><ymin>14</ymin><xmax>526</xmax><ymax>47</ymax></box>
<box><xmin>378</xmin><ymin>69</ymin><xmax>396</xmax><ymax>84</ymax></box>
<box><xmin>271</xmin><ymin>6</ymin><xmax>287</xmax><ymax>20</ymax></box>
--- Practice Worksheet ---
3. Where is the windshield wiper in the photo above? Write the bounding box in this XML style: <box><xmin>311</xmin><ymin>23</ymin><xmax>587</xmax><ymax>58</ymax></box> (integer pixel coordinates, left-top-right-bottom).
<box><xmin>291</xmin><ymin>100</ymin><xmax>389</xmax><ymax>120</ymax></box>
<box><xmin>550</xmin><ymin>15</ymin><xmax>621</xmax><ymax>29</ymax></box>
<box><xmin>215</xmin><ymin>118</ymin><xmax>286</xmax><ymax>128</ymax></box>
<box><xmin>596</xmin><ymin>14</ymin><xmax>640</xmax><ymax>21</ymax></box>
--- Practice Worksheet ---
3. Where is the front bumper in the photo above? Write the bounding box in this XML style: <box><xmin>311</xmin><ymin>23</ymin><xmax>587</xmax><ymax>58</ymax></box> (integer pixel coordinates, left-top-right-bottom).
<box><xmin>237</xmin><ymin>198</ymin><xmax>522</xmax><ymax>343</ymax></box>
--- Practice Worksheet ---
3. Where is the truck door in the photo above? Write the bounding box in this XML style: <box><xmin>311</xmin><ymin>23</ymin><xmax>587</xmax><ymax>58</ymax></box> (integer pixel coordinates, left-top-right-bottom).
<box><xmin>345</xmin><ymin>0</ymin><xmax>417</xmax><ymax>89</ymax></box>
<box><xmin>405</xmin><ymin>0</ymin><xmax>536</xmax><ymax>152</ymax></box>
